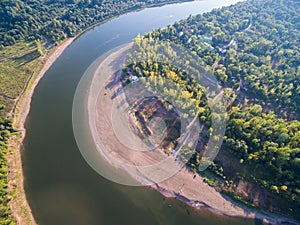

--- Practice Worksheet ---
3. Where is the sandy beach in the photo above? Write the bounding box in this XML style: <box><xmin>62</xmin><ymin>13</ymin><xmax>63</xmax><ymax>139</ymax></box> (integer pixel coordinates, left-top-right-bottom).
<box><xmin>88</xmin><ymin>44</ymin><xmax>299</xmax><ymax>225</ymax></box>
<box><xmin>8</xmin><ymin>38</ymin><xmax>74</xmax><ymax>225</ymax></box>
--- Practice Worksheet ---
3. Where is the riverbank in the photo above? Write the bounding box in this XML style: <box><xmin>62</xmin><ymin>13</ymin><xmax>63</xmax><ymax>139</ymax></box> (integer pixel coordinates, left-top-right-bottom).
<box><xmin>7</xmin><ymin>37</ymin><xmax>74</xmax><ymax>225</ymax></box>
<box><xmin>88</xmin><ymin>44</ymin><xmax>299</xmax><ymax>225</ymax></box>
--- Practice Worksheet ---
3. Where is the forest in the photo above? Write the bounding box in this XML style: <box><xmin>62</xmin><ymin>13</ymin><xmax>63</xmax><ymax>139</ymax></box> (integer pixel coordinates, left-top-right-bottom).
<box><xmin>0</xmin><ymin>118</ymin><xmax>14</xmax><ymax>224</ymax></box>
<box><xmin>123</xmin><ymin>0</ymin><xmax>300</xmax><ymax>218</ymax></box>
<box><xmin>0</xmin><ymin>0</ymin><xmax>187</xmax><ymax>46</ymax></box>
<box><xmin>145</xmin><ymin>0</ymin><xmax>300</xmax><ymax>119</ymax></box>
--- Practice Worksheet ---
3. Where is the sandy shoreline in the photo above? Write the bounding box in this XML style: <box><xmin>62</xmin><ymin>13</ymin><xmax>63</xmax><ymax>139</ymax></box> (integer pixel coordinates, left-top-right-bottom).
<box><xmin>88</xmin><ymin>44</ymin><xmax>299</xmax><ymax>225</ymax></box>
<box><xmin>8</xmin><ymin>38</ymin><xmax>74</xmax><ymax>225</ymax></box>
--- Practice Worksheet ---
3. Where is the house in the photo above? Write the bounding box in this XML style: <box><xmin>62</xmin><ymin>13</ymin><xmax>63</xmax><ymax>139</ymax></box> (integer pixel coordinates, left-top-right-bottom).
<box><xmin>203</xmin><ymin>36</ymin><xmax>213</xmax><ymax>41</ymax></box>
<box><xmin>203</xmin><ymin>42</ymin><xmax>210</xmax><ymax>47</ymax></box>
<box><xmin>202</xmin><ymin>42</ymin><xmax>215</xmax><ymax>51</ymax></box>
<box><xmin>187</xmin><ymin>38</ymin><xmax>192</xmax><ymax>44</ymax></box>
<box><xmin>218</xmin><ymin>47</ymin><xmax>227</xmax><ymax>54</ymax></box>
<box><xmin>184</xmin><ymin>28</ymin><xmax>194</xmax><ymax>34</ymax></box>
<box><xmin>132</xmin><ymin>76</ymin><xmax>139</xmax><ymax>82</ymax></box>
<box><xmin>225</xmin><ymin>39</ymin><xmax>237</xmax><ymax>49</ymax></box>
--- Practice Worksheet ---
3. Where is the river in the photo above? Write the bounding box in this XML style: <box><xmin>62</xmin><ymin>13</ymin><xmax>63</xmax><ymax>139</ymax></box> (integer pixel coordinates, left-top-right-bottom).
<box><xmin>23</xmin><ymin>0</ymin><xmax>260</xmax><ymax>224</ymax></box>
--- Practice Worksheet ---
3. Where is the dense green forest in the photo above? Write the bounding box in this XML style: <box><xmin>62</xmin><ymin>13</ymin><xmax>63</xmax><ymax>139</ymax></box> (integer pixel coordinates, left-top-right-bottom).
<box><xmin>0</xmin><ymin>0</ymin><xmax>187</xmax><ymax>46</ymax></box>
<box><xmin>123</xmin><ymin>0</ymin><xmax>300</xmax><ymax>218</ymax></box>
<box><xmin>0</xmin><ymin>118</ymin><xmax>15</xmax><ymax>224</ymax></box>
<box><xmin>146</xmin><ymin>0</ymin><xmax>300</xmax><ymax>119</ymax></box>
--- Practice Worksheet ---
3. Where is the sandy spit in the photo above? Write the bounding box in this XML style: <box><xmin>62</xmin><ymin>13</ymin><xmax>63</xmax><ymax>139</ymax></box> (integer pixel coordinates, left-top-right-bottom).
<box><xmin>89</xmin><ymin>44</ymin><xmax>299</xmax><ymax>225</ymax></box>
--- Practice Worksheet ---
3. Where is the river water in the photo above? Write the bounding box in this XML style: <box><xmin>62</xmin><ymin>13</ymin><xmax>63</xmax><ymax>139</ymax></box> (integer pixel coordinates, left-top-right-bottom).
<box><xmin>23</xmin><ymin>0</ymin><xmax>260</xmax><ymax>224</ymax></box>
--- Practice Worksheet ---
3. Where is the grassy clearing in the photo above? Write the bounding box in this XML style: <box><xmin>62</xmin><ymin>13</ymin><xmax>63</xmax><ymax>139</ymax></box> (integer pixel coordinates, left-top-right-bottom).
<box><xmin>0</xmin><ymin>41</ymin><xmax>36</xmax><ymax>59</ymax></box>
<box><xmin>0</xmin><ymin>44</ymin><xmax>42</xmax><ymax>116</ymax></box>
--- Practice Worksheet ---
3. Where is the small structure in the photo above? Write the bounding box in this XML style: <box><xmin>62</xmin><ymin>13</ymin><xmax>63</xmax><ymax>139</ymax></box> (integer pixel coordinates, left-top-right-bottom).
<box><xmin>225</xmin><ymin>39</ymin><xmax>237</xmax><ymax>49</ymax></box>
<box><xmin>203</xmin><ymin>42</ymin><xmax>215</xmax><ymax>51</ymax></box>
<box><xmin>203</xmin><ymin>42</ymin><xmax>210</xmax><ymax>47</ymax></box>
<box><xmin>203</xmin><ymin>36</ymin><xmax>213</xmax><ymax>41</ymax></box>
<box><xmin>187</xmin><ymin>38</ymin><xmax>192</xmax><ymax>44</ymax></box>
<box><xmin>132</xmin><ymin>76</ymin><xmax>139</xmax><ymax>82</ymax></box>
<box><xmin>218</xmin><ymin>47</ymin><xmax>227</xmax><ymax>54</ymax></box>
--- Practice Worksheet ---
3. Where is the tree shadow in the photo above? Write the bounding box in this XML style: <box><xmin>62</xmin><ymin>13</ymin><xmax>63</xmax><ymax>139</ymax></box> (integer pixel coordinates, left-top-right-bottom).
<box><xmin>14</xmin><ymin>50</ymin><xmax>40</xmax><ymax>66</ymax></box>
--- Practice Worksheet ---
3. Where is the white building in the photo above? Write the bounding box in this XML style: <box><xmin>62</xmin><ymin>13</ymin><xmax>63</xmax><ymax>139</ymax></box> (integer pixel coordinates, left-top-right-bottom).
<box><xmin>132</xmin><ymin>76</ymin><xmax>139</xmax><ymax>82</ymax></box>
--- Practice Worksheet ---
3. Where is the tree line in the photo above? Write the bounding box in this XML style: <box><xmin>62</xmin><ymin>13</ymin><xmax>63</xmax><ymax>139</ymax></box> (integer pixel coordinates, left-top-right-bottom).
<box><xmin>0</xmin><ymin>118</ymin><xmax>15</xmax><ymax>224</ymax></box>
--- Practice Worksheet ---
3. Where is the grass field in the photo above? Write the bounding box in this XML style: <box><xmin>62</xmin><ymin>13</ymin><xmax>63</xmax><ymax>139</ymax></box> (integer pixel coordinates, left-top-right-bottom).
<box><xmin>0</xmin><ymin>41</ymin><xmax>36</xmax><ymax>59</ymax></box>
<box><xmin>0</xmin><ymin>43</ymin><xmax>42</xmax><ymax>118</ymax></box>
